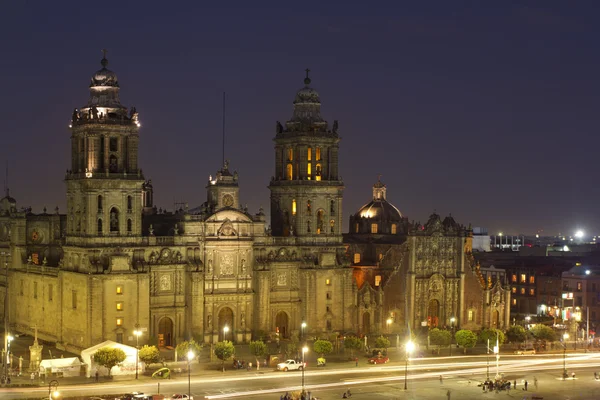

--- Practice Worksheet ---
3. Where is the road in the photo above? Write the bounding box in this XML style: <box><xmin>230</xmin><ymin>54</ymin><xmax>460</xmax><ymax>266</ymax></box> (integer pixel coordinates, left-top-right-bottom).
<box><xmin>3</xmin><ymin>352</ymin><xmax>600</xmax><ymax>399</ymax></box>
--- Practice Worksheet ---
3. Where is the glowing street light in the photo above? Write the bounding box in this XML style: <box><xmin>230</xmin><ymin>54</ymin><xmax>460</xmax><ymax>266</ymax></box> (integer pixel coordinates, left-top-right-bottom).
<box><xmin>133</xmin><ymin>328</ymin><xmax>142</xmax><ymax>379</ymax></box>
<box><xmin>223</xmin><ymin>325</ymin><xmax>230</xmax><ymax>341</ymax></box>
<box><xmin>48</xmin><ymin>379</ymin><xmax>59</xmax><ymax>400</ymax></box>
<box><xmin>301</xmin><ymin>346</ymin><xmax>309</xmax><ymax>396</ymax></box>
<box><xmin>404</xmin><ymin>340</ymin><xmax>415</xmax><ymax>390</ymax></box>
<box><xmin>386</xmin><ymin>318</ymin><xmax>392</xmax><ymax>333</ymax></box>
<box><xmin>449</xmin><ymin>317</ymin><xmax>456</xmax><ymax>356</ymax></box>
<box><xmin>575</xmin><ymin>230</ymin><xmax>584</xmax><ymax>239</ymax></box>
<box><xmin>301</xmin><ymin>321</ymin><xmax>307</xmax><ymax>341</ymax></box>
<box><xmin>187</xmin><ymin>350</ymin><xmax>195</xmax><ymax>399</ymax></box>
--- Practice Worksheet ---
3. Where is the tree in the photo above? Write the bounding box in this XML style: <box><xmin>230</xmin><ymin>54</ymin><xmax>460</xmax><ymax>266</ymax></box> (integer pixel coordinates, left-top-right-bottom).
<box><xmin>214</xmin><ymin>340</ymin><xmax>235</xmax><ymax>372</ymax></box>
<box><xmin>287</xmin><ymin>332</ymin><xmax>300</xmax><ymax>358</ymax></box>
<box><xmin>455</xmin><ymin>330</ymin><xmax>477</xmax><ymax>354</ymax></box>
<box><xmin>175</xmin><ymin>339</ymin><xmax>203</xmax><ymax>361</ymax></box>
<box><xmin>530</xmin><ymin>325</ymin><xmax>556</xmax><ymax>347</ymax></box>
<box><xmin>505</xmin><ymin>326</ymin><xmax>527</xmax><ymax>345</ymax></box>
<box><xmin>93</xmin><ymin>347</ymin><xmax>126</xmax><ymax>376</ymax></box>
<box><xmin>344</xmin><ymin>336</ymin><xmax>362</xmax><ymax>358</ymax></box>
<box><xmin>249</xmin><ymin>340</ymin><xmax>267</xmax><ymax>370</ymax></box>
<box><xmin>479</xmin><ymin>328</ymin><xmax>505</xmax><ymax>345</ymax></box>
<box><xmin>138</xmin><ymin>345</ymin><xmax>160</xmax><ymax>365</ymax></box>
<box><xmin>429</xmin><ymin>328</ymin><xmax>451</xmax><ymax>355</ymax></box>
<box><xmin>313</xmin><ymin>339</ymin><xmax>333</xmax><ymax>357</ymax></box>
<box><xmin>375</xmin><ymin>336</ymin><xmax>391</xmax><ymax>352</ymax></box>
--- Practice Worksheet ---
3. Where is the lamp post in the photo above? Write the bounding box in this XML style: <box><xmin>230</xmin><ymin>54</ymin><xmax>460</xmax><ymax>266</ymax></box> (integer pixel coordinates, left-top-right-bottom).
<box><xmin>187</xmin><ymin>350</ymin><xmax>194</xmax><ymax>400</ymax></box>
<box><xmin>48</xmin><ymin>379</ymin><xmax>59</xmax><ymax>400</ymax></box>
<box><xmin>223</xmin><ymin>326</ymin><xmax>229</xmax><ymax>342</ymax></box>
<box><xmin>563</xmin><ymin>333</ymin><xmax>569</xmax><ymax>379</ymax></box>
<box><xmin>133</xmin><ymin>328</ymin><xmax>142</xmax><ymax>379</ymax></box>
<box><xmin>486</xmin><ymin>339</ymin><xmax>490</xmax><ymax>380</ymax></box>
<box><xmin>301</xmin><ymin>346</ymin><xmax>308</xmax><ymax>397</ymax></box>
<box><xmin>404</xmin><ymin>340</ymin><xmax>415</xmax><ymax>390</ymax></box>
<box><xmin>386</xmin><ymin>318</ymin><xmax>392</xmax><ymax>334</ymax></box>
<box><xmin>493</xmin><ymin>333</ymin><xmax>500</xmax><ymax>379</ymax></box>
<box><xmin>450</xmin><ymin>317</ymin><xmax>456</xmax><ymax>356</ymax></box>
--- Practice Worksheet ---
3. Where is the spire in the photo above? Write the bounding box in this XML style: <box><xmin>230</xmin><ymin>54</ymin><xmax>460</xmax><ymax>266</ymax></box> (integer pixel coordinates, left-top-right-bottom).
<box><xmin>304</xmin><ymin>68</ymin><xmax>311</xmax><ymax>86</ymax></box>
<box><xmin>373</xmin><ymin>176</ymin><xmax>386</xmax><ymax>200</ymax></box>
<box><xmin>101</xmin><ymin>49</ymin><xmax>108</xmax><ymax>68</ymax></box>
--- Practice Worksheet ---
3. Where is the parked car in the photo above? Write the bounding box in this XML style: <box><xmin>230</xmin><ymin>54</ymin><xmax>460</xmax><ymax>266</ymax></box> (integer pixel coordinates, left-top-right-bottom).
<box><xmin>276</xmin><ymin>359</ymin><xmax>306</xmax><ymax>371</ymax></box>
<box><xmin>514</xmin><ymin>346</ymin><xmax>536</xmax><ymax>355</ymax></box>
<box><xmin>368</xmin><ymin>355</ymin><xmax>389</xmax><ymax>364</ymax></box>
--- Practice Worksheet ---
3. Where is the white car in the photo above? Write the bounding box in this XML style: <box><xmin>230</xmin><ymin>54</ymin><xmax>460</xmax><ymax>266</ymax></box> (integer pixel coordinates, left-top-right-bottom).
<box><xmin>171</xmin><ymin>394</ymin><xmax>193</xmax><ymax>400</ymax></box>
<box><xmin>276</xmin><ymin>359</ymin><xmax>306</xmax><ymax>371</ymax></box>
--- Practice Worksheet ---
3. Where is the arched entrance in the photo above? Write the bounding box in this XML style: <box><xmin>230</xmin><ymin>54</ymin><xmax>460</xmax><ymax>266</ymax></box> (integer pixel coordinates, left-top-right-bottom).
<box><xmin>362</xmin><ymin>312</ymin><xmax>371</xmax><ymax>334</ymax></box>
<box><xmin>275</xmin><ymin>311</ymin><xmax>289</xmax><ymax>338</ymax></box>
<box><xmin>158</xmin><ymin>317</ymin><xmax>173</xmax><ymax>347</ymax></box>
<box><xmin>427</xmin><ymin>299</ymin><xmax>440</xmax><ymax>327</ymax></box>
<box><xmin>218</xmin><ymin>307</ymin><xmax>234</xmax><ymax>341</ymax></box>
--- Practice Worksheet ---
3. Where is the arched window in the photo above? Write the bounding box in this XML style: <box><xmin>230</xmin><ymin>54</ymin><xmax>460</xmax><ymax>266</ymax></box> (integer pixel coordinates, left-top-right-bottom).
<box><xmin>316</xmin><ymin>147</ymin><xmax>321</xmax><ymax>160</ymax></box>
<box><xmin>355</xmin><ymin>223</ymin><xmax>359</xmax><ymax>233</ymax></box>
<box><xmin>330</xmin><ymin>200</ymin><xmax>335</xmax><ymax>214</ymax></box>
<box><xmin>292</xmin><ymin>199</ymin><xmax>297</xmax><ymax>215</ymax></box>
<box><xmin>97</xmin><ymin>195</ymin><xmax>103</xmax><ymax>212</ymax></box>
<box><xmin>307</xmin><ymin>147</ymin><xmax>312</xmax><ymax>161</ymax></box>
<box><xmin>127</xmin><ymin>219</ymin><xmax>132</xmax><ymax>233</ymax></box>
<box><xmin>330</xmin><ymin>219</ymin><xmax>335</xmax><ymax>233</ymax></box>
<box><xmin>391</xmin><ymin>224</ymin><xmax>397</xmax><ymax>234</ymax></box>
<box><xmin>286</xmin><ymin>164</ymin><xmax>293</xmax><ymax>180</ymax></box>
<box><xmin>315</xmin><ymin>163</ymin><xmax>321</xmax><ymax>181</ymax></box>
<box><xmin>371</xmin><ymin>223</ymin><xmax>378</xmax><ymax>234</ymax></box>
<box><xmin>317</xmin><ymin>210</ymin><xmax>324</xmax><ymax>234</ymax></box>
<box><xmin>97</xmin><ymin>219</ymin><xmax>103</xmax><ymax>235</ymax></box>
<box><xmin>127</xmin><ymin>196</ymin><xmax>133</xmax><ymax>212</ymax></box>
<box><xmin>307</xmin><ymin>162</ymin><xmax>312</xmax><ymax>179</ymax></box>
<box><xmin>109</xmin><ymin>207</ymin><xmax>119</xmax><ymax>232</ymax></box>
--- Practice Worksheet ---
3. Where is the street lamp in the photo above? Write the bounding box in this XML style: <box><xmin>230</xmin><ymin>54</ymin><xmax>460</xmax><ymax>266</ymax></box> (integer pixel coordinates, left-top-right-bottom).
<box><xmin>301</xmin><ymin>322</ymin><xmax>307</xmax><ymax>342</ymax></box>
<box><xmin>404</xmin><ymin>340</ymin><xmax>415</xmax><ymax>390</ymax></box>
<box><xmin>563</xmin><ymin>333</ymin><xmax>569</xmax><ymax>379</ymax></box>
<box><xmin>133</xmin><ymin>328</ymin><xmax>142</xmax><ymax>379</ymax></box>
<box><xmin>301</xmin><ymin>346</ymin><xmax>308</xmax><ymax>397</ymax></box>
<box><xmin>223</xmin><ymin>325</ymin><xmax>229</xmax><ymax>342</ymax></box>
<box><xmin>386</xmin><ymin>318</ymin><xmax>392</xmax><ymax>334</ymax></box>
<box><xmin>450</xmin><ymin>317</ymin><xmax>456</xmax><ymax>356</ymax></box>
<box><xmin>48</xmin><ymin>379</ymin><xmax>59</xmax><ymax>400</ymax></box>
<box><xmin>187</xmin><ymin>350</ymin><xmax>194</xmax><ymax>400</ymax></box>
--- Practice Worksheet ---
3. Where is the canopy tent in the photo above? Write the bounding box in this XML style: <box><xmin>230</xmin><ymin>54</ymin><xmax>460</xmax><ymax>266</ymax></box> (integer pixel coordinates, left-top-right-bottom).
<box><xmin>39</xmin><ymin>357</ymin><xmax>83</xmax><ymax>377</ymax></box>
<box><xmin>80</xmin><ymin>340</ymin><xmax>143</xmax><ymax>378</ymax></box>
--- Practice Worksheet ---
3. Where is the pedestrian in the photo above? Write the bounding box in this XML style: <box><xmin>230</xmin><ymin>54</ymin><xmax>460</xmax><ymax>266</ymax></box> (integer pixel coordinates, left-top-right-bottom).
<box><xmin>446</xmin><ymin>389</ymin><xmax>451</xmax><ymax>400</ymax></box>
<box><xmin>513</xmin><ymin>380</ymin><xmax>517</xmax><ymax>389</ymax></box>
<box><xmin>95</xmin><ymin>370</ymin><xmax>99</xmax><ymax>382</ymax></box>
<box><xmin>534</xmin><ymin>376</ymin><xmax>538</xmax><ymax>389</ymax></box>
<box><xmin>355</xmin><ymin>358</ymin><xmax>358</xmax><ymax>367</ymax></box>
<box><xmin>524</xmin><ymin>380</ymin><xmax>528</xmax><ymax>391</ymax></box>
<box><xmin>572</xmin><ymin>372</ymin><xmax>576</xmax><ymax>379</ymax></box>
<box><xmin>440</xmin><ymin>375</ymin><xmax>443</xmax><ymax>384</ymax></box>
<box><xmin>30</xmin><ymin>372</ymin><xmax>35</xmax><ymax>383</ymax></box>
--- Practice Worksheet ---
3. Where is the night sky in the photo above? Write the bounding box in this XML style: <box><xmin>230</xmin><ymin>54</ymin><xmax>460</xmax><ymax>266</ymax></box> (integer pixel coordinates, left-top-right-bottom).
<box><xmin>2</xmin><ymin>1</ymin><xmax>600</xmax><ymax>236</ymax></box>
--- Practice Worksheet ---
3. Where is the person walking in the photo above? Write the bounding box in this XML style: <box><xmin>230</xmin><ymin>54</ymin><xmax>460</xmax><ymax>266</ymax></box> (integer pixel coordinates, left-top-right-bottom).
<box><xmin>95</xmin><ymin>370</ymin><xmax>99</xmax><ymax>382</ymax></box>
<box><xmin>524</xmin><ymin>380</ymin><xmax>528</xmax><ymax>391</ymax></box>
<box><xmin>30</xmin><ymin>372</ymin><xmax>35</xmax><ymax>383</ymax></box>
<box><xmin>440</xmin><ymin>375</ymin><xmax>443</xmax><ymax>384</ymax></box>
<box><xmin>446</xmin><ymin>389</ymin><xmax>451</xmax><ymax>400</ymax></box>
<box><xmin>534</xmin><ymin>376</ymin><xmax>538</xmax><ymax>389</ymax></box>
<box><xmin>513</xmin><ymin>380</ymin><xmax>517</xmax><ymax>389</ymax></box>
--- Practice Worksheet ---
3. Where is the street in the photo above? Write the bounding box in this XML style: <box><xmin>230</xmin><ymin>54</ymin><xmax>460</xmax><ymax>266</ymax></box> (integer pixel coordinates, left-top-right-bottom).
<box><xmin>2</xmin><ymin>352</ymin><xmax>600</xmax><ymax>399</ymax></box>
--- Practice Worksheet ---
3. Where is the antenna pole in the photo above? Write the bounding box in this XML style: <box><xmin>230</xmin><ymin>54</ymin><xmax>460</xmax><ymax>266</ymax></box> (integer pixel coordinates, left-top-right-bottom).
<box><xmin>222</xmin><ymin>92</ymin><xmax>226</xmax><ymax>168</ymax></box>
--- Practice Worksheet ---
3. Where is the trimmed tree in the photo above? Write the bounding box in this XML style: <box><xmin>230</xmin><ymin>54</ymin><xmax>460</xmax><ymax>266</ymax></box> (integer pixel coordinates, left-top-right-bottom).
<box><xmin>93</xmin><ymin>347</ymin><xmax>126</xmax><ymax>377</ymax></box>
<box><xmin>313</xmin><ymin>339</ymin><xmax>333</xmax><ymax>358</ymax></box>
<box><xmin>138</xmin><ymin>345</ymin><xmax>160</xmax><ymax>365</ymax></box>
<box><xmin>344</xmin><ymin>336</ymin><xmax>362</xmax><ymax>358</ymax></box>
<box><xmin>214</xmin><ymin>340</ymin><xmax>235</xmax><ymax>372</ymax></box>
<box><xmin>249</xmin><ymin>340</ymin><xmax>267</xmax><ymax>371</ymax></box>
<box><xmin>429</xmin><ymin>328</ymin><xmax>451</xmax><ymax>355</ymax></box>
<box><xmin>455</xmin><ymin>329</ymin><xmax>478</xmax><ymax>354</ymax></box>
<box><xmin>479</xmin><ymin>328</ymin><xmax>506</xmax><ymax>345</ymax></box>
<box><xmin>375</xmin><ymin>336</ymin><xmax>391</xmax><ymax>353</ymax></box>
<box><xmin>175</xmin><ymin>339</ymin><xmax>203</xmax><ymax>361</ymax></box>
<box><xmin>505</xmin><ymin>326</ymin><xmax>527</xmax><ymax>345</ymax></box>
<box><xmin>530</xmin><ymin>325</ymin><xmax>556</xmax><ymax>348</ymax></box>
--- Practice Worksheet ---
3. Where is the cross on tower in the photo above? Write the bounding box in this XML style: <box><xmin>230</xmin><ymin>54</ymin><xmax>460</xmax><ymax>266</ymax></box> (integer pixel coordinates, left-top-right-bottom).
<box><xmin>305</xmin><ymin>68</ymin><xmax>310</xmax><ymax>79</ymax></box>
<box><xmin>102</xmin><ymin>48</ymin><xmax>108</xmax><ymax>59</ymax></box>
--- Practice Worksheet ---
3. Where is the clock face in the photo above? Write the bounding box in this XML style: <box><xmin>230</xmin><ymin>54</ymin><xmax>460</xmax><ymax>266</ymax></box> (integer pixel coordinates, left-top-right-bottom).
<box><xmin>222</xmin><ymin>194</ymin><xmax>234</xmax><ymax>207</ymax></box>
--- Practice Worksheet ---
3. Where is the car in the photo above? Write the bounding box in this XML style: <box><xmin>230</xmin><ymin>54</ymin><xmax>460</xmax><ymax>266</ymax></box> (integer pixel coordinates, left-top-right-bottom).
<box><xmin>514</xmin><ymin>347</ymin><xmax>536</xmax><ymax>355</ymax></box>
<box><xmin>276</xmin><ymin>359</ymin><xmax>306</xmax><ymax>371</ymax></box>
<box><xmin>368</xmin><ymin>356</ymin><xmax>389</xmax><ymax>364</ymax></box>
<box><xmin>171</xmin><ymin>395</ymin><xmax>193</xmax><ymax>400</ymax></box>
<box><xmin>152</xmin><ymin>367</ymin><xmax>171</xmax><ymax>379</ymax></box>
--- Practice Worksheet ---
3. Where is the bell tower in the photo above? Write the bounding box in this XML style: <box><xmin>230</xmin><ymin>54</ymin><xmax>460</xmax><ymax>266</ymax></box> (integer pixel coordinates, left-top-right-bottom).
<box><xmin>269</xmin><ymin>70</ymin><xmax>344</xmax><ymax>241</ymax></box>
<box><xmin>65</xmin><ymin>52</ymin><xmax>144</xmax><ymax>238</ymax></box>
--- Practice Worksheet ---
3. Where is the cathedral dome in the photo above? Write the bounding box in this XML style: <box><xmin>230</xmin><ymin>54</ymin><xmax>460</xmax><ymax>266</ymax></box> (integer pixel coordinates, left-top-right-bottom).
<box><xmin>349</xmin><ymin>178</ymin><xmax>406</xmax><ymax>236</ymax></box>
<box><xmin>355</xmin><ymin>198</ymin><xmax>402</xmax><ymax>221</ymax></box>
<box><xmin>294</xmin><ymin>85</ymin><xmax>320</xmax><ymax>104</ymax></box>
<box><xmin>90</xmin><ymin>57</ymin><xmax>119</xmax><ymax>88</ymax></box>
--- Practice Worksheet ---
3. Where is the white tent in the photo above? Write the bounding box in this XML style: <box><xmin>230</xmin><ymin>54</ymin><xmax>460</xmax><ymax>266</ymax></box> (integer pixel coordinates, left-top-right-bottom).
<box><xmin>39</xmin><ymin>357</ymin><xmax>83</xmax><ymax>377</ymax></box>
<box><xmin>80</xmin><ymin>340</ymin><xmax>144</xmax><ymax>378</ymax></box>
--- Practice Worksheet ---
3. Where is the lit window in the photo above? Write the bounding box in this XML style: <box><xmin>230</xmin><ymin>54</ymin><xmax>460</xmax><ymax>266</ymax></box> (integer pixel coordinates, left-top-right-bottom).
<box><xmin>371</xmin><ymin>223</ymin><xmax>378</xmax><ymax>234</ymax></box>
<box><xmin>288</xmin><ymin>148</ymin><xmax>293</xmax><ymax>161</ymax></box>
<box><xmin>353</xmin><ymin>253</ymin><xmax>361</xmax><ymax>264</ymax></box>
<box><xmin>292</xmin><ymin>199</ymin><xmax>297</xmax><ymax>215</ymax></box>
<box><xmin>307</xmin><ymin>163</ymin><xmax>312</xmax><ymax>179</ymax></box>
<box><xmin>326</xmin><ymin>279</ymin><xmax>331</xmax><ymax>286</ymax></box>
<box><xmin>116</xmin><ymin>302</ymin><xmax>123</xmax><ymax>311</ymax></box>
<box><xmin>375</xmin><ymin>275</ymin><xmax>382</xmax><ymax>287</ymax></box>
<box><xmin>529</xmin><ymin>288</ymin><xmax>535</xmax><ymax>296</ymax></box>
<box><xmin>307</xmin><ymin>147</ymin><xmax>312</xmax><ymax>161</ymax></box>
<box><xmin>378</xmin><ymin>253</ymin><xmax>383</xmax><ymax>261</ymax></box>
<box><xmin>286</xmin><ymin>164</ymin><xmax>293</xmax><ymax>180</ymax></box>
<box><xmin>520</xmin><ymin>274</ymin><xmax>526</xmax><ymax>283</ymax></box>
<box><xmin>468</xmin><ymin>310</ymin><xmax>474</xmax><ymax>321</ymax></box>
<box><xmin>577</xmin><ymin>282</ymin><xmax>582</xmax><ymax>291</ymax></box>
<box><xmin>330</xmin><ymin>219</ymin><xmax>335</xmax><ymax>233</ymax></box>
<box><xmin>512</xmin><ymin>298</ymin><xmax>517</xmax><ymax>305</ymax></box>
<box><xmin>315</xmin><ymin>164</ymin><xmax>321</xmax><ymax>181</ymax></box>
<box><xmin>316</xmin><ymin>147</ymin><xmax>321</xmax><ymax>160</ymax></box>
<box><xmin>355</xmin><ymin>223</ymin><xmax>359</xmax><ymax>233</ymax></box>
<box><xmin>529</xmin><ymin>276</ymin><xmax>535</xmax><ymax>284</ymax></box>
<box><xmin>116</xmin><ymin>286</ymin><xmax>123</xmax><ymax>295</ymax></box>
<box><xmin>116</xmin><ymin>318</ymin><xmax>123</xmax><ymax>326</ymax></box>
<box><xmin>520</xmin><ymin>288</ymin><xmax>526</xmax><ymax>295</ymax></box>
<box><xmin>512</xmin><ymin>274</ymin><xmax>517</xmax><ymax>283</ymax></box>
<box><xmin>32</xmin><ymin>253</ymin><xmax>39</xmax><ymax>265</ymax></box>
<box><xmin>512</xmin><ymin>287</ymin><xmax>517</xmax><ymax>294</ymax></box>
<box><xmin>391</xmin><ymin>224</ymin><xmax>397</xmax><ymax>234</ymax></box>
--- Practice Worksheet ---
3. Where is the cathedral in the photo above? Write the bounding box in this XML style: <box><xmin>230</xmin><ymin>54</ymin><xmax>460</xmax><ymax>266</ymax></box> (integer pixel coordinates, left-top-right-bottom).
<box><xmin>0</xmin><ymin>56</ymin><xmax>509</xmax><ymax>354</ymax></box>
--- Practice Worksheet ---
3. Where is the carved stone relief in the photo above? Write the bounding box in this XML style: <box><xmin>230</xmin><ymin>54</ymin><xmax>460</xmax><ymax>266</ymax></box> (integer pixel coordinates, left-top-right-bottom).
<box><xmin>220</xmin><ymin>253</ymin><xmax>234</xmax><ymax>275</ymax></box>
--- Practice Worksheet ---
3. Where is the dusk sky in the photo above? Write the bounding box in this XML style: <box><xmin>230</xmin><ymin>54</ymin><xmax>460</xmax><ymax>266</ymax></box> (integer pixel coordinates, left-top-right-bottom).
<box><xmin>2</xmin><ymin>1</ymin><xmax>600</xmax><ymax>236</ymax></box>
